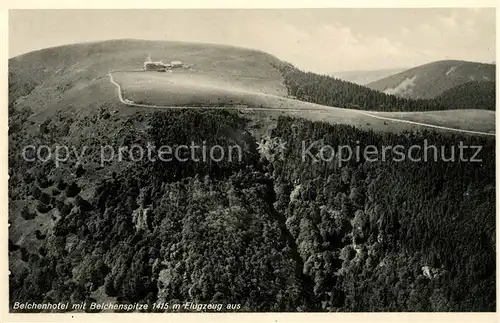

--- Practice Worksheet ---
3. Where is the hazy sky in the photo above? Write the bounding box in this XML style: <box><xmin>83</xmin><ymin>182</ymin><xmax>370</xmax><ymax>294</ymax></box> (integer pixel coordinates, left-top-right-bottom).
<box><xmin>9</xmin><ymin>9</ymin><xmax>496</xmax><ymax>73</ymax></box>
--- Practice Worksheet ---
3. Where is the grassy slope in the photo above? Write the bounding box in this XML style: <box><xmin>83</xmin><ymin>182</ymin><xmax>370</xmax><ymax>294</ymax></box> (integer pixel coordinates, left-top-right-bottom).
<box><xmin>366</xmin><ymin>60</ymin><xmax>495</xmax><ymax>99</ymax></box>
<box><xmin>9</xmin><ymin>39</ymin><xmax>286</xmax><ymax>118</ymax></box>
<box><xmin>371</xmin><ymin>109</ymin><xmax>496</xmax><ymax>134</ymax></box>
<box><xmin>114</xmin><ymin>70</ymin><xmax>288</xmax><ymax>106</ymax></box>
<box><xmin>8</xmin><ymin>39</ymin><xmax>496</xmax><ymax>310</ymax></box>
<box><xmin>113</xmin><ymin>71</ymin><xmax>494</xmax><ymax>134</ymax></box>
<box><xmin>9</xmin><ymin>40</ymin><xmax>495</xmax><ymax>135</ymax></box>
<box><xmin>115</xmin><ymin>71</ymin><xmax>495</xmax><ymax>134</ymax></box>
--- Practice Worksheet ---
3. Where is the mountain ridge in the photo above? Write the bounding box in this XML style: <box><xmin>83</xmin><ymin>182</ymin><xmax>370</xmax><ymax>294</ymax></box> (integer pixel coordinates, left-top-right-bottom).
<box><xmin>8</xmin><ymin>39</ymin><xmax>495</xmax><ymax>136</ymax></box>
<box><xmin>330</xmin><ymin>67</ymin><xmax>408</xmax><ymax>85</ymax></box>
<box><xmin>366</xmin><ymin>59</ymin><xmax>495</xmax><ymax>99</ymax></box>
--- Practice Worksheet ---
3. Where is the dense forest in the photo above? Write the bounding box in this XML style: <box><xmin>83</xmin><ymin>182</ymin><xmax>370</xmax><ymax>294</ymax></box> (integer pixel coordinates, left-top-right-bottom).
<box><xmin>8</xmin><ymin>103</ymin><xmax>495</xmax><ymax>312</ymax></box>
<box><xmin>270</xmin><ymin>117</ymin><xmax>495</xmax><ymax>311</ymax></box>
<box><xmin>434</xmin><ymin>81</ymin><xmax>496</xmax><ymax>111</ymax></box>
<box><xmin>276</xmin><ymin>63</ymin><xmax>495</xmax><ymax>111</ymax></box>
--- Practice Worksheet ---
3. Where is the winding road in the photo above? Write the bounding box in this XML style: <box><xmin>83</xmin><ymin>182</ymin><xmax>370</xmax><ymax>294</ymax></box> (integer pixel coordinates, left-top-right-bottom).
<box><xmin>107</xmin><ymin>72</ymin><xmax>326</xmax><ymax>113</ymax></box>
<box><xmin>107</xmin><ymin>72</ymin><xmax>495</xmax><ymax>137</ymax></box>
<box><xmin>354</xmin><ymin>111</ymin><xmax>496</xmax><ymax>136</ymax></box>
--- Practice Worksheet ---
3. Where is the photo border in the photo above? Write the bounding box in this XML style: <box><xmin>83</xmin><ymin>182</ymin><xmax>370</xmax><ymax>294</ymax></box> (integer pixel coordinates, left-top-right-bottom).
<box><xmin>1</xmin><ymin>1</ymin><xmax>498</xmax><ymax>322</ymax></box>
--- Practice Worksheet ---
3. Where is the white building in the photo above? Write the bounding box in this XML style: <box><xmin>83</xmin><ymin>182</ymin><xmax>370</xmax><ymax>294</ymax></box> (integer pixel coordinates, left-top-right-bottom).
<box><xmin>170</xmin><ymin>60</ymin><xmax>183</xmax><ymax>68</ymax></box>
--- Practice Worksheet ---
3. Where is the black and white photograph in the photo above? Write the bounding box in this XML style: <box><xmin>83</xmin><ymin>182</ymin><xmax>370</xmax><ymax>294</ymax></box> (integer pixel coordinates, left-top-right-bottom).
<box><xmin>6</xmin><ymin>8</ymin><xmax>496</xmax><ymax>315</ymax></box>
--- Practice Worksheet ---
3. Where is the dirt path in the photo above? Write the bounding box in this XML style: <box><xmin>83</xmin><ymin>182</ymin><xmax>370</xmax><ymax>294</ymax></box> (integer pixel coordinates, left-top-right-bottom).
<box><xmin>107</xmin><ymin>72</ymin><xmax>495</xmax><ymax>137</ymax></box>
<box><xmin>108</xmin><ymin>71</ymin><xmax>327</xmax><ymax>112</ymax></box>
<box><xmin>356</xmin><ymin>111</ymin><xmax>495</xmax><ymax>136</ymax></box>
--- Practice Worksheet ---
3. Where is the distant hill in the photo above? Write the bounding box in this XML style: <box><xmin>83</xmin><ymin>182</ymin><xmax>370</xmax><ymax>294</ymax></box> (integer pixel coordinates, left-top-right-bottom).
<box><xmin>330</xmin><ymin>67</ymin><xmax>407</xmax><ymax>85</ymax></box>
<box><xmin>278</xmin><ymin>62</ymin><xmax>470</xmax><ymax>112</ymax></box>
<box><xmin>366</xmin><ymin>60</ymin><xmax>495</xmax><ymax>99</ymax></box>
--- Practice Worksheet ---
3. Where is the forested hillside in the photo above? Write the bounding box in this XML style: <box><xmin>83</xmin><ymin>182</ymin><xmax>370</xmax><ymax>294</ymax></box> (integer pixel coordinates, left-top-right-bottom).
<box><xmin>270</xmin><ymin>117</ymin><xmax>495</xmax><ymax>311</ymax></box>
<box><xmin>276</xmin><ymin>63</ymin><xmax>495</xmax><ymax>112</ymax></box>
<box><xmin>367</xmin><ymin>60</ymin><xmax>495</xmax><ymax>99</ymax></box>
<box><xmin>9</xmin><ymin>103</ymin><xmax>495</xmax><ymax>311</ymax></box>
<box><xmin>7</xmin><ymin>39</ymin><xmax>496</xmax><ymax>313</ymax></box>
<box><xmin>434</xmin><ymin>81</ymin><xmax>496</xmax><ymax>111</ymax></box>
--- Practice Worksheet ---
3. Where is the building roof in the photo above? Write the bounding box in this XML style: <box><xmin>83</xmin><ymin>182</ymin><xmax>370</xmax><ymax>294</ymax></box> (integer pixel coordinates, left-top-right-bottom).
<box><xmin>145</xmin><ymin>61</ymin><xmax>168</xmax><ymax>66</ymax></box>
